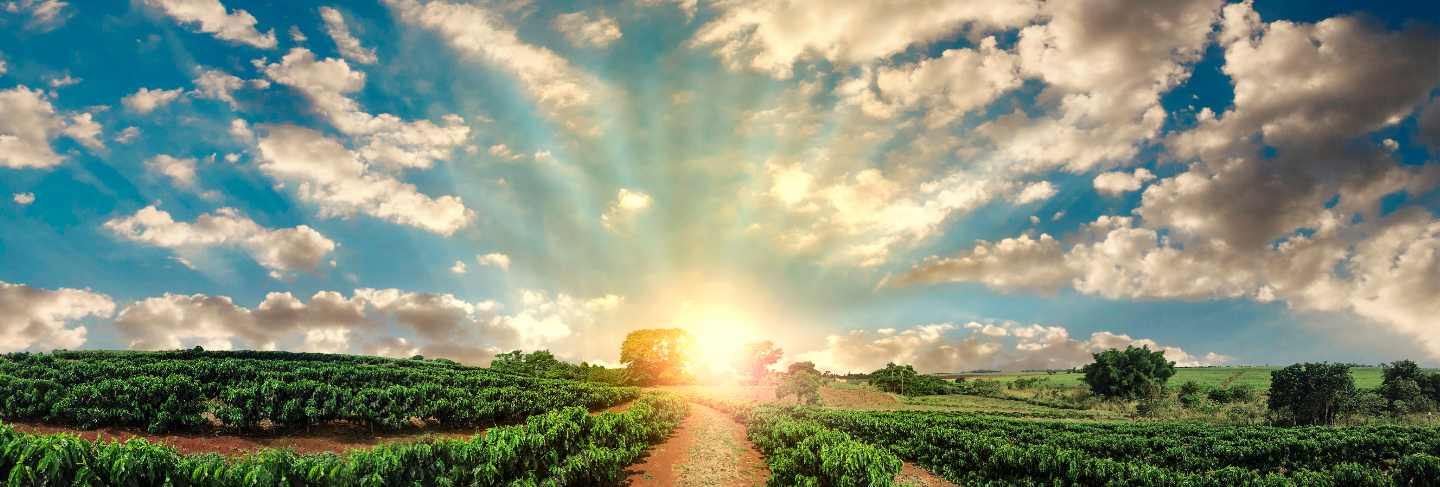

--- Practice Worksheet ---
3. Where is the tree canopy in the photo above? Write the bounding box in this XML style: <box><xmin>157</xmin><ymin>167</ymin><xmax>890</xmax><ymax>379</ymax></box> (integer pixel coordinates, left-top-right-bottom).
<box><xmin>1081</xmin><ymin>346</ymin><xmax>1176</xmax><ymax>399</ymax></box>
<box><xmin>620</xmin><ymin>328</ymin><xmax>695</xmax><ymax>385</ymax></box>
<box><xmin>738</xmin><ymin>341</ymin><xmax>783</xmax><ymax>384</ymax></box>
<box><xmin>1268</xmin><ymin>362</ymin><xmax>1355</xmax><ymax>425</ymax></box>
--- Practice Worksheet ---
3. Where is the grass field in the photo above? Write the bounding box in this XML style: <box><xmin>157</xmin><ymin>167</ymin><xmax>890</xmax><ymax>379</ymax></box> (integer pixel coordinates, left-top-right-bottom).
<box><xmin>955</xmin><ymin>365</ymin><xmax>1400</xmax><ymax>390</ymax></box>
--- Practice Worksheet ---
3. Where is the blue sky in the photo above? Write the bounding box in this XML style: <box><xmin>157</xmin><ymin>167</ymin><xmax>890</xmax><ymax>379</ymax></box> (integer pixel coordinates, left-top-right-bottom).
<box><xmin>1</xmin><ymin>0</ymin><xmax>1438</xmax><ymax>373</ymax></box>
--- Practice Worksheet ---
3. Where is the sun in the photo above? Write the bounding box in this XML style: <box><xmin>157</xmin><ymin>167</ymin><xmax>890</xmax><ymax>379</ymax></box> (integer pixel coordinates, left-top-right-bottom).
<box><xmin>679</xmin><ymin>307</ymin><xmax>759</xmax><ymax>381</ymax></box>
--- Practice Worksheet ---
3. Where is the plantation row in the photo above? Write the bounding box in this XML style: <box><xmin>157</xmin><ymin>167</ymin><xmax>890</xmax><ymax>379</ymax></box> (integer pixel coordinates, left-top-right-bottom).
<box><xmin>0</xmin><ymin>394</ymin><xmax>687</xmax><ymax>486</ymax></box>
<box><xmin>795</xmin><ymin>409</ymin><xmax>1440</xmax><ymax>486</ymax></box>
<box><xmin>0</xmin><ymin>351</ymin><xmax>636</xmax><ymax>433</ymax></box>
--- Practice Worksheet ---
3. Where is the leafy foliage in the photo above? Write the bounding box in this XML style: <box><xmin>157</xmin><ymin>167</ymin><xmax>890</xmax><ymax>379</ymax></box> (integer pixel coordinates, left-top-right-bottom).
<box><xmin>0</xmin><ymin>350</ymin><xmax>637</xmax><ymax>433</ymax></box>
<box><xmin>1081</xmin><ymin>346</ymin><xmax>1176</xmax><ymax>399</ymax></box>
<box><xmin>0</xmin><ymin>394</ymin><xmax>686</xmax><ymax>486</ymax></box>
<box><xmin>619</xmin><ymin>328</ymin><xmax>694</xmax><ymax>386</ymax></box>
<box><xmin>1268</xmin><ymin>362</ymin><xmax>1355</xmax><ymax>425</ymax></box>
<box><xmin>794</xmin><ymin>408</ymin><xmax>1440</xmax><ymax>485</ymax></box>
<box><xmin>776</xmin><ymin>369</ymin><xmax>822</xmax><ymax>405</ymax></box>
<box><xmin>738</xmin><ymin>341</ymin><xmax>783</xmax><ymax>385</ymax></box>
<box><xmin>867</xmin><ymin>363</ymin><xmax>956</xmax><ymax>396</ymax></box>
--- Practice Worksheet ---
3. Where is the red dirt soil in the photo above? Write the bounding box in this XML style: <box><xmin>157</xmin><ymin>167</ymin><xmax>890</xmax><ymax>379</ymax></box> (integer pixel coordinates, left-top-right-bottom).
<box><xmin>625</xmin><ymin>402</ymin><xmax>769</xmax><ymax>487</ymax></box>
<box><xmin>897</xmin><ymin>462</ymin><xmax>962</xmax><ymax>487</ymax></box>
<box><xmin>6</xmin><ymin>422</ymin><xmax>485</xmax><ymax>457</ymax></box>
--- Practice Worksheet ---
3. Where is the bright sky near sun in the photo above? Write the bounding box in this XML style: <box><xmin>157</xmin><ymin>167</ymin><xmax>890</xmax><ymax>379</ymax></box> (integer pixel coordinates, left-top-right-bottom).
<box><xmin>2</xmin><ymin>0</ymin><xmax>1439</xmax><ymax>373</ymax></box>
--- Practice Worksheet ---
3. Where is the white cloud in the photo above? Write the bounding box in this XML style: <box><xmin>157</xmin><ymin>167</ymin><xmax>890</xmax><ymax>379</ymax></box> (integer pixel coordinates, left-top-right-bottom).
<box><xmin>7</xmin><ymin>0</ymin><xmax>70</xmax><ymax>32</ymax></box>
<box><xmin>320</xmin><ymin>7</ymin><xmax>377</xmax><ymax>64</ymax></box>
<box><xmin>838</xmin><ymin>37</ymin><xmax>1021</xmax><ymax>127</ymax></box>
<box><xmin>254</xmin><ymin>124</ymin><xmax>475</xmax><ymax>235</ymax></box>
<box><xmin>978</xmin><ymin>0</ymin><xmax>1222</xmax><ymax>174</ymax></box>
<box><xmin>601</xmin><ymin>188</ymin><xmax>652</xmax><ymax>232</ymax></box>
<box><xmin>552</xmin><ymin>11</ymin><xmax>622</xmax><ymax>48</ymax></box>
<box><xmin>12</xmin><ymin>192</ymin><xmax>35</xmax><ymax>205</ymax></box>
<box><xmin>46</xmin><ymin>74</ymin><xmax>79</xmax><ymax>89</ymax></box>
<box><xmin>691</xmin><ymin>0</ymin><xmax>1040</xmax><ymax>79</ymax></box>
<box><xmin>0</xmin><ymin>281</ymin><xmax>113</xmax><ymax>352</ymax></box>
<box><xmin>0</xmin><ymin>86</ymin><xmax>67</xmax><ymax>169</ymax></box>
<box><xmin>258</xmin><ymin>48</ymin><xmax>470</xmax><ymax>170</ymax></box>
<box><xmin>289</xmin><ymin>25</ymin><xmax>307</xmax><ymax>43</ymax></box>
<box><xmin>449</xmin><ymin>260</ymin><xmax>467</xmax><ymax>274</ymax></box>
<box><xmin>797</xmin><ymin>321</ymin><xmax>1227</xmax><ymax>374</ymax></box>
<box><xmin>190</xmin><ymin>67</ymin><xmax>246</xmax><ymax>107</ymax></box>
<box><xmin>115</xmin><ymin>291</ymin><xmax>367</xmax><ymax>351</ymax></box>
<box><xmin>114</xmin><ymin>126</ymin><xmax>141</xmax><ymax>144</ymax></box>
<box><xmin>143</xmin><ymin>0</ymin><xmax>277</xmax><ymax>49</ymax></box>
<box><xmin>385</xmin><ymin>0</ymin><xmax>606</xmax><ymax>136</ymax></box>
<box><xmin>1093</xmin><ymin>168</ymin><xmax>1155</xmax><ymax>196</ymax></box>
<box><xmin>105</xmin><ymin>204</ymin><xmax>337</xmax><ymax>279</ymax></box>
<box><xmin>122</xmin><ymin>87</ymin><xmax>184</xmax><ymax>114</ymax></box>
<box><xmin>61</xmin><ymin>112</ymin><xmax>103</xmax><ymax>150</ymax></box>
<box><xmin>476</xmin><ymin>252</ymin><xmax>510</xmax><ymax>269</ymax></box>
<box><xmin>488</xmin><ymin>143</ymin><xmax>524</xmax><ymax>161</ymax></box>
<box><xmin>1012</xmin><ymin>181</ymin><xmax>1056</xmax><ymax>205</ymax></box>
<box><xmin>144</xmin><ymin>154</ymin><xmax>198</xmax><ymax>188</ymax></box>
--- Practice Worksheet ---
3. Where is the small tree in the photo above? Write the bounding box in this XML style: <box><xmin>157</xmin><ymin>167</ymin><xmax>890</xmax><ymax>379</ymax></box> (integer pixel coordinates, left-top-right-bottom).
<box><xmin>1268</xmin><ymin>362</ymin><xmax>1355</xmax><ymax>425</ymax></box>
<box><xmin>737</xmin><ymin>341</ymin><xmax>783</xmax><ymax>385</ymax></box>
<box><xmin>777</xmin><ymin>362</ymin><xmax>822</xmax><ymax>405</ymax></box>
<box><xmin>1380</xmin><ymin>360</ymin><xmax>1434</xmax><ymax>413</ymax></box>
<box><xmin>1081</xmin><ymin>346</ymin><xmax>1177</xmax><ymax>399</ymax></box>
<box><xmin>620</xmin><ymin>328</ymin><xmax>695</xmax><ymax>385</ymax></box>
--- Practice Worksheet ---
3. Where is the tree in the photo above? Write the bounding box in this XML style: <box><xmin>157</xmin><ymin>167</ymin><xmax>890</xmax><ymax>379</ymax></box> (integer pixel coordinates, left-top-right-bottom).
<box><xmin>1268</xmin><ymin>362</ymin><xmax>1355</xmax><ymax>425</ymax></box>
<box><xmin>868</xmin><ymin>363</ymin><xmax>955</xmax><ymax>396</ymax></box>
<box><xmin>1381</xmin><ymin>360</ymin><xmax>1433</xmax><ymax>413</ymax></box>
<box><xmin>620</xmin><ymin>328</ymin><xmax>695</xmax><ymax>385</ymax></box>
<box><xmin>777</xmin><ymin>362</ymin><xmax>822</xmax><ymax>404</ymax></box>
<box><xmin>787</xmin><ymin>361</ymin><xmax>819</xmax><ymax>376</ymax></box>
<box><xmin>1081</xmin><ymin>346</ymin><xmax>1176</xmax><ymax>399</ymax></box>
<box><xmin>737</xmin><ymin>341</ymin><xmax>783</xmax><ymax>385</ymax></box>
<box><xmin>489</xmin><ymin>350</ymin><xmax>579</xmax><ymax>380</ymax></box>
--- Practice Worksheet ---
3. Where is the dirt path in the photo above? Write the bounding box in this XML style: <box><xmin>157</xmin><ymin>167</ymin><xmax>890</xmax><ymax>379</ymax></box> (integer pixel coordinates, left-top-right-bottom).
<box><xmin>895</xmin><ymin>462</ymin><xmax>962</xmax><ymax>487</ymax></box>
<box><xmin>626</xmin><ymin>402</ymin><xmax>769</xmax><ymax>487</ymax></box>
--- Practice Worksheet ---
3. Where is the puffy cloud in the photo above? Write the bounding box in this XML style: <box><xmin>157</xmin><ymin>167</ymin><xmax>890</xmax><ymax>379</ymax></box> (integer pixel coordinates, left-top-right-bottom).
<box><xmin>601</xmin><ymin>188</ymin><xmax>652</xmax><ymax>232</ymax></box>
<box><xmin>190</xmin><ymin>67</ymin><xmax>246</xmax><ymax>107</ymax></box>
<box><xmin>105</xmin><ymin>204</ymin><xmax>337</xmax><ymax>279</ymax></box>
<box><xmin>979</xmin><ymin>0</ymin><xmax>1221</xmax><ymax>173</ymax></box>
<box><xmin>691</xmin><ymin>0</ymin><xmax>1040</xmax><ymax>78</ymax></box>
<box><xmin>838</xmin><ymin>37</ymin><xmax>1021</xmax><ymax>127</ymax></box>
<box><xmin>143</xmin><ymin>154</ymin><xmax>198</xmax><ymax>188</ymax></box>
<box><xmin>384</xmin><ymin>0</ymin><xmax>606</xmax><ymax>136</ymax></box>
<box><xmin>476</xmin><ymin>252</ymin><xmax>510</xmax><ymax>269</ymax></box>
<box><xmin>6</xmin><ymin>0</ymin><xmax>70</xmax><ymax>32</ymax></box>
<box><xmin>1093</xmin><ymin>168</ymin><xmax>1155</xmax><ymax>196</ymax></box>
<box><xmin>0</xmin><ymin>86</ymin><xmax>65</xmax><ymax>168</ymax></box>
<box><xmin>115</xmin><ymin>291</ymin><xmax>367</xmax><ymax>351</ymax></box>
<box><xmin>0</xmin><ymin>281</ymin><xmax>114</xmax><ymax>352</ymax></box>
<box><xmin>760</xmin><ymin>161</ymin><xmax>1024</xmax><ymax>267</ymax></box>
<box><xmin>0</xmin><ymin>56</ymin><xmax>6</xmax><ymax>76</ymax></box>
<box><xmin>449</xmin><ymin>260</ymin><xmax>467</xmax><ymax>274</ymax></box>
<box><xmin>60</xmin><ymin>112</ymin><xmax>103</xmax><ymax>150</ymax></box>
<box><xmin>114</xmin><ymin>126</ymin><xmax>141</xmax><ymax>144</ymax></box>
<box><xmin>258</xmin><ymin>48</ymin><xmax>470</xmax><ymax>170</ymax></box>
<box><xmin>12</xmin><ymin>192</ymin><xmax>35</xmax><ymax>205</ymax></box>
<box><xmin>46</xmin><ymin>74</ymin><xmax>79</xmax><ymax>89</ymax></box>
<box><xmin>122</xmin><ymin>87</ymin><xmax>184</xmax><ymax>114</ymax></box>
<box><xmin>797</xmin><ymin>321</ymin><xmax>1227</xmax><ymax>373</ymax></box>
<box><xmin>1012</xmin><ymin>181</ymin><xmax>1056</xmax><ymax>205</ymax></box>
<box><xmin>0</xmin><ymin>86</ymin><xmax>99</xmax><ymax>169</ymax></box>
<box><xmin>143</xmin><ymin>0</ymin><xmax>277</xmax><ymax>49</ymax></box>
<box><xmin>893</xmin><ymin>232</ymin><xmax>1070</xmax><ymax>292</ymax></box>
<box><xmin>552</xmin><ymin>11</ymin><xmax>622</xmax><ymax>48</ymax></box>
<box><xmin>253</xmin><ymin>124</ymin><xmax>475</xmax><ymax>235</ymax></box>
<box><xmin>319</xmin><ymin>7</ymin><xmax>377</xmax><ymax>64</ymax></box>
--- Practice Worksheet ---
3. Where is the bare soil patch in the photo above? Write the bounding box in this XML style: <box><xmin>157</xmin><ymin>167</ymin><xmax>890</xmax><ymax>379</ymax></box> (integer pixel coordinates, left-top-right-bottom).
<box><xmin>6</xmin><ymin>422</ymin><xmax>485</xmax><ymax>456</ymax></box>
<box><xmin>896</xmin><ymin>462</ymin><xmax>961</xmax><ymax>487</ymax></box>
<box><xmin>626</xmin><ymin>402</ymin><xmax>768</xmax><ymax>487</ymax></box>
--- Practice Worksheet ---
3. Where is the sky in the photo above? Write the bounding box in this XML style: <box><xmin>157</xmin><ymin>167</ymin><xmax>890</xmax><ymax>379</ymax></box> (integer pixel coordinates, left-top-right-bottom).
<box><xmin>1</xmin><ymin>0</ymin><xmax>1439</xmax><ymax>374</ymax></box>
